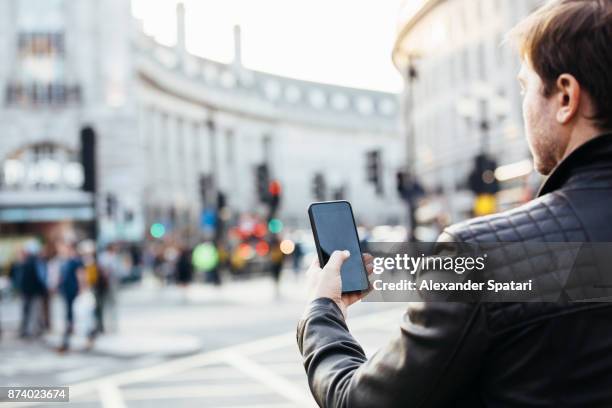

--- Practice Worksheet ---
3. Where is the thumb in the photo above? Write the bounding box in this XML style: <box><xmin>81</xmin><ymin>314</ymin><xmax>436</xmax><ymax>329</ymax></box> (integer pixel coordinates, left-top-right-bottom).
<box><xmin>325</xmin><ymin>250</ymin><xmax>350</xmax><ymax>271</ymax></box>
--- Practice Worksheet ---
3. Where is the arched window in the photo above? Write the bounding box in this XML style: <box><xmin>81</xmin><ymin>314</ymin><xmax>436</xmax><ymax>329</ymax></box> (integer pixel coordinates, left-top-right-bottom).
<box><xmin>1</xmin><ymin>142</ymin><xmax>84</xmax><ymax>190</ymax></box>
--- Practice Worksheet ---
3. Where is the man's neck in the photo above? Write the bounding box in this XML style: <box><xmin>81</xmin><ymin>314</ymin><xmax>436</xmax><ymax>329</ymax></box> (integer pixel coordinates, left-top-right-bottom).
<box><xmin>560</xmin><ymin>124</ymin><xmax>604</xmax><ymax>163</ymax></box>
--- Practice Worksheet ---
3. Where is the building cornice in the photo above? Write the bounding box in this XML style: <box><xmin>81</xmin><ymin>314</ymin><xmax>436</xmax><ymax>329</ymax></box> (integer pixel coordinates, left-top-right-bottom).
<box><xmin>392</xmin><ymin>0</ymin><xmax>446</xmax><ymax>71</ymax></box>
<box><xmin>135</xmin><ymin>32</ymin><xmax>399</xmax><ymax>132</ymax></box>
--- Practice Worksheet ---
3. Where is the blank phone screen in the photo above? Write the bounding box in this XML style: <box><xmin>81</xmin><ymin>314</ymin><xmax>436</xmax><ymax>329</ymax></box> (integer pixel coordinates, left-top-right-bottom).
<box><xmin>310</xmin><ymin>202</ymin><xmax>369</xmax><ymax>293</ymax></box>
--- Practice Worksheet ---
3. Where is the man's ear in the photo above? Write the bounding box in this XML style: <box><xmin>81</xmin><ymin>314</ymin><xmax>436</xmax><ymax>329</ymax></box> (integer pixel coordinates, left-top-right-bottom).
<box><xmin>555</xmin><ymin>73</ymin><xmax>580</xmax><ymax>124</ymax></box>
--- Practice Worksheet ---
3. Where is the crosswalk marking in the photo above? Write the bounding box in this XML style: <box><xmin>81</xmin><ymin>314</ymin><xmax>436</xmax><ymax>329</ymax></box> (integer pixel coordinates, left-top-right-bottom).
<box><xmin>222</xmin><ymin>351</ymin><xmax>314</xmax><ymax>407</ymax></box>
<box><xmin>98</xmin><ymin>381</ymin><xmax>127</xmax><ymax>408</ymax></box>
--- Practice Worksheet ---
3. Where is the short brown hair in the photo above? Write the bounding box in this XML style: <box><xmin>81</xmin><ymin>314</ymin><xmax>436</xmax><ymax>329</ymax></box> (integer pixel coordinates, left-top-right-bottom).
<box><xmin>509</xmin><ymin>0</ymin><xmax>612</xmax><ymax>130</ymax></box>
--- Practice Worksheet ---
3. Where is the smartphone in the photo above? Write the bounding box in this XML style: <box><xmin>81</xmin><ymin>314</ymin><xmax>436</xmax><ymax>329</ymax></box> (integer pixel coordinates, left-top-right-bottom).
<box><xmin>308</xmin><ymin>200</ymin><xmax>369</xmax><ymax>293</ymax></box>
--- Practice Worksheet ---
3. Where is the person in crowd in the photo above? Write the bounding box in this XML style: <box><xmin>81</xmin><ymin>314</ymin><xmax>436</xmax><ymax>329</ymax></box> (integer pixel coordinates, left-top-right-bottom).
<box><xmin>44</xmin><ymin>246</ymin><xmax>63</xmax><ymax>330</ymax></box>
<box><xmin>297</xmin><ymin>1</ymin><xmax>612</xmax><ymax>406</ymax></box>
<box><xmin>18</xmin><ymin>240</ymin><xmax>47</xmax><ymax>338</ymax></box>
<box><xmin>79</xmin><ymin>241</ymin><xmax>106</xmax><ymax>344</ymax></box>
<box><xmin>98</xmin><ymin>243</ymin><xmax>122</xmax><ymax>332</ymax></box>
<box><xmin>162</xmin><ymin>245</ymin><xmax>179</xmax><ymax>285</ymax></box>
<box><xmin>175</xmin><ymin>245</ymin><xmax>193</xmax><ymax>286</ymax></box>
<box><xmin>128</xmin><ymin>244</ymin><xmax>143</xmax><ymax>282</ymax></box>
<box><xmin>9</xmin><ymin>248</ymin><xmax>25</xmax><ymax>294</ymax></box>
<box><xmin>7</xmin><ymin>248</ymin><xmax>26</xmax><ymax>339</ymax></box>
<box><xmin>292</xmin><ymin>241</ymin><xmax>304</xmax><ymax>276</ymax></box>
<box><xmin>57</xmin><ymin>241</ymin><xmax>84</xmax><ymax>352</ymax></box>
<box><xmin>269</xmin><ymin>235</ymin><xmax>284</xmax><ymax>298</ymax></box>
<box><xmin>38</xmin><ymin>243</ymin><xmax>54</xmax><ymax>333</ymax></box>
<box><xmin>175</xmin><ymin>245</ymin><xmax>193</xmax><ymax>302</ymax></box>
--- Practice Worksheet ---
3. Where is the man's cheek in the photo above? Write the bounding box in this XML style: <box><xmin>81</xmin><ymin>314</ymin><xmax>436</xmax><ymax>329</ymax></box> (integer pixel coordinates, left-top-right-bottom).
<box><xmin>523</xmin><ymin>95</ymin><xmax>537</xmax><ymax>144</ymax></box>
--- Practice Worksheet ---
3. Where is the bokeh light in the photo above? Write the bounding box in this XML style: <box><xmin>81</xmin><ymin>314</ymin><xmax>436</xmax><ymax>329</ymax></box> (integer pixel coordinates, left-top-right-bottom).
<box><xmin>255</xmin><ymin>240</ymin><xmax>270</xmax><ymax>256</ymax></box>
<box><xmin>237</xmin><ymin>242</ymin><xmax>254</xmax><ymax>260</ymax></box>
<box><xmin>268</xmin><ymin>218</ymin><xmax>283</xmax><ymax>234</ymax></box>
<box><xmin>150</xmin><ymin>223</ymin><xmax>166</xmax><ymax>239</ymax></box>
<box><xmin>192</xmin><ymin>242</ymin><xmax>219</xmax><ymax>271</ymax></box>
<box><xmin>254</xmin><ymin>223</ymin><xmax>267</xmax><ymax>238</ymax></box>
<box><xmin>280</xmin><ymin>239</ymin><xmax>295</xmax><ymax>255</ymax></box>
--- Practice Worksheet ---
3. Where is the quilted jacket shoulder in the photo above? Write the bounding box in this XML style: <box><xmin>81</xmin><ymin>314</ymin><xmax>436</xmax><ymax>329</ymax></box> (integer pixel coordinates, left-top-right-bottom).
<box><xmin>442</xmin><ymin>191</ymin><xmax>588</xmax><ymax>244</ymax></box>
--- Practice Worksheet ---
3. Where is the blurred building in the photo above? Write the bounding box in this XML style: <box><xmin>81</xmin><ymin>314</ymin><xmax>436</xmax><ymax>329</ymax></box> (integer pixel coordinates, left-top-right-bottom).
<box><xmin>0</xmin><ymin>0</ymin><xmax>403</xmax><ymax>244</ymax></box>
<box><xmin>393</xmin><ymin>0</ymin><xmax>543</xmax><ymax>222</ymax></box>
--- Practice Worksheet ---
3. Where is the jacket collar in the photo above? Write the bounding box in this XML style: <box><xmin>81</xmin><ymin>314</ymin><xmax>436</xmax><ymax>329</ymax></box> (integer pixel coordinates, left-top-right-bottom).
<box><xmin>537</xmin><ymin>132</ymin><xmax>612</xmax><ymax>197</ymax></box>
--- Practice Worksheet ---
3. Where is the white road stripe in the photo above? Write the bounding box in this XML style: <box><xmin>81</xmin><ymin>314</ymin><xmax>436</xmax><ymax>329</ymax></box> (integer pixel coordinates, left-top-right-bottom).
<box><xmin>98</xmin><ymin>381</ymin><xmax>127</xmax><ymax>408</ymax></box>
<box><xmin>222</xmin><ymin>351</ymin><xmax>313</xmax><ymax>407</ymax></box>
<box><xmin>57</xmin><ymin>366</ymin><xmax>105</xmax><ymax>384</ymax></box>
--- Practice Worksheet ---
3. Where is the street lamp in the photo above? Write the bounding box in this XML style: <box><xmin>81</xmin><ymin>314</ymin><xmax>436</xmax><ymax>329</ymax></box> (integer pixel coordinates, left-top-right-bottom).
<box><xmin>456</xmin><ymin>83</ymin><xmax>509</xmax><ymax>153</ymax></box>
<box><xmin>402</xmin><ymin>52</ymin><xmax>422</xmax><ymax>241</ymax></box>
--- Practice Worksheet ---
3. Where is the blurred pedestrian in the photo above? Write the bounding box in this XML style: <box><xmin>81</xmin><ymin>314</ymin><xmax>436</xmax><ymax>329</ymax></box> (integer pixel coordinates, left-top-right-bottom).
<box><xmin>19</xmin><ymin>240</ymin><xmax>46</xmax><ymax>339</ymax></box>
<box><xmin>128</xmin><ymin>244</ymin><xmax>143</xmax><ymax>282</ymax></box>
<box><xmin>269</xmin><ymin>235</ymin><xmax>284</xmax><ymax>299</ymax></box>
<box><xmin>175</xmin><ymin>245</ymin><xmax>193</xmax><ymax>285</ymax></box>
<box><xmin>56</xmin><ymin>241</ymin><xmax>84</xmax><ymax>352</ymax></box>
<box><xmin>175</xmin><ymin>245</ymin><xmax>193</xmax><ymax>302</ymax></box>
<box><xmin>98</xmin><ymin>243</ymin><xmax>121</xmax><ymax>332</ymax></box>
<box><xmin>38</xmin><ymin>244</ymin><xmax>54</xmax><ymax>333</ymax></box>
<box><xmin>9</xmin><ymin>249</ymin><xmax>25</xmax><ymax>294</ymax></box>
<box><xmin>45</xmin><ymin>247</ymin><xmax>62</xmax><ymax>316</ymax></box>
<box><xmin>78</xmin><ymin>240</ymin><xmax>106</xmax><ymax>347</ymax></box>
<box><xmin>292</xmin><ymin>241</ymin><xmax>304</xmax><ymax>276</ymax></box>
<box><xmin>162</xmin><ymin>245</ymin><xmax>179</xmax><ymax>284</ymax></box>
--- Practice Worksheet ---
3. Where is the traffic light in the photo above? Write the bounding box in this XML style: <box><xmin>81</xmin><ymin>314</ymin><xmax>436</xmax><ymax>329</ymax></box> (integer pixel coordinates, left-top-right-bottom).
<box><xmin>312</xmin><ymin>173</ymin><xmax>326</xmax><ymax>201</ymax></box>
<box><xmin>468</xmin><ymin>154</ymin><xmax>499</xmax><ymax>194</ymax></box>
<box><xmin>396</xmin><ymin>170</ymin><xmax>424</xmax><ymax>201</ymax></box>
<box><xmin>268</xmin><ymin>180</ymin><xmax>282</xmax><ymax>217</ymax></box>
<box><xmin>80</xmin><ymin>127</ymin><xmax>96</xmax><ymax>193</ymax></box>
<box><xmin>366</xmin><ymin>150</ymin><xmax>383</xmax><ymax>195</ymax></box>
<box><xmin>255</xmin><ymin>163</ymin><xmax>269</xmax><ymax>203</ymax></box>
<box><xmin>396</xmin><ymin>171</ymin><xmax>407</xmax><ymax>196</ymax></box>
<box><xmin>332</xmin><ymin>185</ymin><xmax>345</xmax><ymax>201</ymax></box>
<box><xmin>105</xmin><ymin>193</ymin><xmax>117</xmax><ymax>218</ymax></box>
<box><xmin>199</xmin><ymin>173</ymin><xmax>213</xmax><ymax>204</ymax></box>
<box><xmin>468</xmin><ymin>154</ymin><xmax>499</xmax><ymax>216</ymax></box>
<box><xmin>217</xmin><ymin>191</ymin><xmax>227</xmax><ymax>210</ymax></box>
<box><xmin>80</xmin><ymin>126</ymin><xmax>97</xmax><ymax>240</ymax></box>
<box><xmin>473</xmin><ymin>194</ymin><xmax>497</xmax><ymax>216</ymax></box>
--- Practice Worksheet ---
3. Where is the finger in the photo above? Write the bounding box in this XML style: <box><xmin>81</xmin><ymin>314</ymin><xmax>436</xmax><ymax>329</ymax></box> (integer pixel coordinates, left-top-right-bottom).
<box><xmin>309</xmin><ymin>256</ymin><xmax>320</xmax><ymax>269</ymax></box>
<box><xmin>365</xmin><ymin>262</ymin><xmax>374</xmax><ymax>275</ymax></box>
<box><xmin>325</xmin><ymin>250</ymin><xmax>350</xmax><ymax>271</ymax></box>
<box><xmin>362</xmin><ymin>253</ymin><xmax>374</xmax><ymax>264</ymax></box>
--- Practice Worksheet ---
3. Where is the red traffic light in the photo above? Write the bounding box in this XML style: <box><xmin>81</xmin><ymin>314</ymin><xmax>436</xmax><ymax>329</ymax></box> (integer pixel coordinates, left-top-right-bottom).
<box><xmin>268</xmin><ymin>180</ymin><xmax>281</xmax><ymax>196</ymax></box>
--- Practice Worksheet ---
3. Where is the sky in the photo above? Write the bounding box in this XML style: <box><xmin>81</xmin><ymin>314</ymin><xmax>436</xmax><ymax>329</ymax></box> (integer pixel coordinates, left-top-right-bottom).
<box><xmin>131</xmin><ymin>0</ymin><xmax>404</xmax><ymax>93</ymax></box>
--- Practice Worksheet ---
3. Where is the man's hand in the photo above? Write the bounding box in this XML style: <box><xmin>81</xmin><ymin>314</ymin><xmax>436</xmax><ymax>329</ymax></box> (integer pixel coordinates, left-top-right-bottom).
<box><xmin>305</xmin><ymin>250</ymin><xmax>374</xmax><ymax>319</ymax></box>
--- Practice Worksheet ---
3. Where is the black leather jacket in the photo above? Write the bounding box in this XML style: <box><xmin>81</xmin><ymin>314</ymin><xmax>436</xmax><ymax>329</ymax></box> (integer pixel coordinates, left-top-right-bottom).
<box><xmin>297</xmin><ymin>133</ymin><xmax>612</xmax><ymax>407</ymax></box>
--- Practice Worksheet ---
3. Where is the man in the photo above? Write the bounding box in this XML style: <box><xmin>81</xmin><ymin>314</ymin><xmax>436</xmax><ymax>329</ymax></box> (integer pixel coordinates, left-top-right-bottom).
<box><xmin>57</xmin><ymin>241</ymin><xmax>84</xmax><ymax>352</ymax></box>
<box><xmin>297</xmin><ymin>0</ymin><xmax>612</xmax><ymax>406</ymax></box>
<box><xmin>18</xmin><ymin>241</ymin><xmax>47</xmax><ymax>338</ymax></box>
